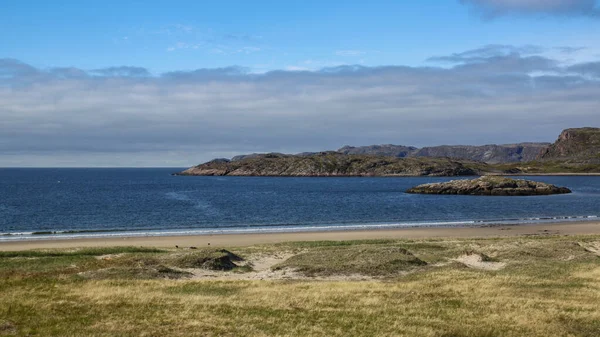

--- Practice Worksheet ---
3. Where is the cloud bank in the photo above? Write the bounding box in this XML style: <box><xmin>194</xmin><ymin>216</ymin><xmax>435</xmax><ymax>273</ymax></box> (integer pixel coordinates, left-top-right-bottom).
<box><xmin>459</xmin><ymin>0</ymin><xmax>600</xmax><ymax>18</ymax></box>
<box><xmin>1</xmin><ymin>47</ymin><xmax>599</xmax><ymax>166</ymax></box>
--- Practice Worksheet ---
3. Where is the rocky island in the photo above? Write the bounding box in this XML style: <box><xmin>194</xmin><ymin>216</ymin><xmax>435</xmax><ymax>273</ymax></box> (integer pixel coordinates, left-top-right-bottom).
<box><xmin>406</xmin><ymin>176</ymin><xmax>572</xmax><ymax>196</ymax></box>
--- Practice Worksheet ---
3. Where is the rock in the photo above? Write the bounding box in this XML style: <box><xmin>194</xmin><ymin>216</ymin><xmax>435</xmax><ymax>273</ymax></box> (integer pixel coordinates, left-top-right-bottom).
<box><xmin>406</xmin><ymin>176</ymin><xmax>572</xmax><ymax>196</ymax></box>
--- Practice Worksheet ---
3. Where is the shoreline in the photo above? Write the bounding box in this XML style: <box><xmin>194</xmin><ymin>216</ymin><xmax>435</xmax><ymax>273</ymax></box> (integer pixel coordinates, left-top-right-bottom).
<box><xmin>1</xmin><ymin>221</ymin><xmax>599</xmax><ymax>251</ymax></box>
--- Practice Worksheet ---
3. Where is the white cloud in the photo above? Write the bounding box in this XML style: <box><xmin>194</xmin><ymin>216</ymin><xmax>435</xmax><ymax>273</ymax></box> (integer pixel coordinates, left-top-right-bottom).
<box><xmin>0</xmin><ymin>49</ymin><xmax>599</xmax><ymax>167</ymax></box>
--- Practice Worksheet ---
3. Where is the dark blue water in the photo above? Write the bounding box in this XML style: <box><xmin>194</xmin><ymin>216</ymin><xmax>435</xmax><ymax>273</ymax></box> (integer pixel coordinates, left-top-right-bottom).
<box><xmin>1</xmin><ymin>168</ymin><xmax>599</xmax><ymax>240</ymax></box>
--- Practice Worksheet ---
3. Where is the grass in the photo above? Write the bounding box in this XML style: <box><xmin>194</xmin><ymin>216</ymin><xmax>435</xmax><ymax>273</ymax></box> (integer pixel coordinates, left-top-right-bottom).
<box><xmin>273</xmin><ymin>246</ymin><xmax>427</xmax><ymax>276</ymax></box>
<box><xmin>0</xmin><ymin>246</ymin><xmax>165</xmax><ymax>258</ymax></box>
<box><xmin>1</xmin><ymin>236</ymin><xmax>600</xmax><ymax>336</ymax></box>
<box><xmin>80</xmin><ymin>265</ymin><xmax>192</xmax><ymax>280</ymax></box>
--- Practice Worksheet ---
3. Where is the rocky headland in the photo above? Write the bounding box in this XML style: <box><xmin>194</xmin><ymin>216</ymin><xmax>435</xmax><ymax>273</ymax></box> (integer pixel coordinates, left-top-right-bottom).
<box><xmin>537</xmin><ymin>127</ymin><xmax>600</xmax><ymax>163</ymax></box>
<box><xmin>493</xmin><ymin>128</ymin><xmax>600</xmax><ymax>174</ymax></box>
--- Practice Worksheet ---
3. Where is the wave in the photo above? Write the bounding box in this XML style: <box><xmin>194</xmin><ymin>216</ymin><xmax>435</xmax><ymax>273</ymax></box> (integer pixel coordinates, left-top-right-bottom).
<box><xmin>0</xmin><ymin>214</ymin><xmax>598</xmax><ymax>241</ymax></box>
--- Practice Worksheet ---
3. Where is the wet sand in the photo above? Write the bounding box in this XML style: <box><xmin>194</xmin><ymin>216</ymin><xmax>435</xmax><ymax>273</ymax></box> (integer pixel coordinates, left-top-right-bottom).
<box><xmin>1</xmin><ymin>221</ymin><xmax>599</xmax><ymax>251</ymax></box>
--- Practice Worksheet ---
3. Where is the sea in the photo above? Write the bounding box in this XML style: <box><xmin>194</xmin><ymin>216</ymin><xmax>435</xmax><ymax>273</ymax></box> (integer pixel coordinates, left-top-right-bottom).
<box><xmin>1</xmin><ymin>168</ymin><xmax>599</xmax><ymax>241</ymax></box>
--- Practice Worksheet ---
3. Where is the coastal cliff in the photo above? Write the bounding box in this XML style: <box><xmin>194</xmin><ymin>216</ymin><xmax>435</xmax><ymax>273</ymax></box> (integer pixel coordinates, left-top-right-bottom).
<box><xmin>492</xmin><ymin>128</ymin><xmax>600</xmax><ymax>174</ymax></box>
<box><xmin>538</xmin><ymin>128</ymin><xmax>600</xmax><ymax>163</ymax></box>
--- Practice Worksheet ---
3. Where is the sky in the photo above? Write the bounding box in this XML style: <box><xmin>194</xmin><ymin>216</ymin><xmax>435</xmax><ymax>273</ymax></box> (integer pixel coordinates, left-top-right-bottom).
<box><xmin>1</xmin><ymin>0</ymin><xmax>599</xmax><ymax>167</ymax></box>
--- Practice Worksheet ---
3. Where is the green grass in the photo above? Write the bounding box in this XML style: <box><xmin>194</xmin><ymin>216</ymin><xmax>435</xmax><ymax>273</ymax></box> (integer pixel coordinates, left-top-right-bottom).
<box><xmin>1</xmin><ymin>236</ymin><xmax>600</xmax><ymax>336</ymax></box>
<box><xmin>80</xmin><ymin>265</ymin><xmax>192</xmax><ymax>280</ymax></box>
<box><xmin>273</xmin><ymin>246</ymin><xmax>427</xmax><ymax>276</ymax></box>
<box><xmin>0</xmin><ymin>246</ymin><xmax>164</xmax><ymax>258</ymax></box>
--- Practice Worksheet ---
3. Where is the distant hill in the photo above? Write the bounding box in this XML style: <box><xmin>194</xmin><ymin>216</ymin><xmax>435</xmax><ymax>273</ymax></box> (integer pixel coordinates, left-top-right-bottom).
<box><xmin>176</xmin><ymin>152</ymin><xmax>487</xmax><ymax>177</ymax></box>
<box><xmin>337</xmin><ymin>145</ymin><xmax>418</xmax><ymax>158</ymax></box>
<box><xmin>230</xmin><ymin>153</ymin><xmax>286</xmax><ymax>162</ymax></box>
<box><xmin>337</xmin><ymin>143</ymin><xmax>549</xmax><ymax>164</ymax></box>
<box><xmin>414</xmin><ymin>143</ymin><xmax>549</xmax><ymax>164</ymax></box>
<box><xmin>231</xmin><ymin>152</ymin><xmax>316</xmax><ymax>161</ymax></box>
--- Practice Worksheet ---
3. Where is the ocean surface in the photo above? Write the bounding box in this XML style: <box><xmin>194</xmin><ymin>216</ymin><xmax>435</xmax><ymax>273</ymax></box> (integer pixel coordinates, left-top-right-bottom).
<box><xmin>1</xmin><ymin>168</ymin><xmax>599</xmax><ymax>241</ymax></box>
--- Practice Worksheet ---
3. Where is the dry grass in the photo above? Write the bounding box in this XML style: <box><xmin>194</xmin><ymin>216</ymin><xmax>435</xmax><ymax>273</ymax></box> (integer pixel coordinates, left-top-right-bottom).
<box><xmin>1</xmin><ymin>236</ymin><xmax>600</xmax><ymax>336</ymax></box>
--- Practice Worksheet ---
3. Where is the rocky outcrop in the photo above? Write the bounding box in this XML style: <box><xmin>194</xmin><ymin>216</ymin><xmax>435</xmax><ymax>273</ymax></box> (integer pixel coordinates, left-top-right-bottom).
<box><xmin>538</xmin><ymin>128</ymin><xmax>600</xmax><ymax>163</ymax></box>
<box><xmin>406</xmin><ymin>176</ymin><xmax>571</xmax><ymax>196</ymax></box>
<box><xmin>176</xmin><ymin>152</ymin><xmax>487</xmax><ymax>177</ymax></box>
<box><xmin>336</xmin><ymin>143</ymin><xmax>549</xmax><ymax>164</ymax></box>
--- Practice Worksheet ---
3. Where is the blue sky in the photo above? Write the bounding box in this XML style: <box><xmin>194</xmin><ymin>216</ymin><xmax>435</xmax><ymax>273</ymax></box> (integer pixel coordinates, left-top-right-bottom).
<box><xmin>3</xmin><ymin>0</ymin><xmax>598</xmax><ymax>73</ymax></box>
<box><xmin>1</xmin><ymin>0</ymin><xmax>600</xmax><ymax>166</ymax></box>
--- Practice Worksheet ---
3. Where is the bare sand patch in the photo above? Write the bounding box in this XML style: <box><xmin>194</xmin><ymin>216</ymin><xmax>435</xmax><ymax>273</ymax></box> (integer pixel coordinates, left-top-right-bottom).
<box><xmin>186</xmin><ymin>252</ymin><xmax>374</xmax><ymax>281</ymax></box>
<box><xmin>187</xmin><ymin>252</ymin><xmax>302</xmax><ymax>280</ymax></box>
<box><xmin>453</xmin><ymin>253</ymin><xmax>505</xmax><ymax>271</ymax></box>
<box><xmin>579</xmin><ymin>241</ymin><xmax>600</xmax><ymax>256</ymax></box>
<box><xmin>0</xmin><ymin>321</ymin><xmax>17</xmax><ymax>335</ymax></box>
<box><xmin>94</xmin><ymin>253</ymin><xmax>125</xmax><ymax>260</ymax></box>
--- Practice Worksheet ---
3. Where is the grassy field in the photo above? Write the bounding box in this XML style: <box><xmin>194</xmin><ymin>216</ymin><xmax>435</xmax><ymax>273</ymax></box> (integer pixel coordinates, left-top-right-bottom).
<box><xmin>1</xmin><ymin>235</ymin><xmax>600</xmax><ymax>336</ymax></box>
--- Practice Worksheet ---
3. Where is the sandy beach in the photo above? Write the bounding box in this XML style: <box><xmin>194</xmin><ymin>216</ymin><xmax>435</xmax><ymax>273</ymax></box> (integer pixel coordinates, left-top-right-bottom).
<box><xmin>1</xmin><ymin>221</ymin><xmax>599</xmax><ymax>251</ymax></box>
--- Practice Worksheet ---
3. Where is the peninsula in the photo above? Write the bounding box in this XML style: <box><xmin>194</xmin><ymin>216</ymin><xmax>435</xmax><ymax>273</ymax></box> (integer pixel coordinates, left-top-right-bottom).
<box><xmin>177</xmin><ymin>127</ymin><xmax>600</xmax><ymax>177</ymax></box>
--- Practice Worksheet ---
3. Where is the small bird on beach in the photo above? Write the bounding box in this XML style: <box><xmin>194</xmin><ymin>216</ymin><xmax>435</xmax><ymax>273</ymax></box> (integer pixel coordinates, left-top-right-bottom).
<box><xmin>190</xmin><ymin>246</ymin><xmax>197</xmax><ymax>249</ymax></box>
<box><xmin>175</xmin><ymin>245</ymin><xmax>179</xmax><ymax>248</ymax></box>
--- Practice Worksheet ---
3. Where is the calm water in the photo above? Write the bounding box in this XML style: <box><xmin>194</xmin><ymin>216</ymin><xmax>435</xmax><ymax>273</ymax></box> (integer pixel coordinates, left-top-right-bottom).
<box><xmin>1</xmin><ymin>168</ymin><xmax>599</xmax><ymax>240</ymax></box>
